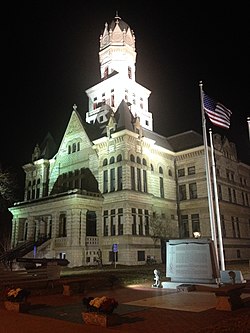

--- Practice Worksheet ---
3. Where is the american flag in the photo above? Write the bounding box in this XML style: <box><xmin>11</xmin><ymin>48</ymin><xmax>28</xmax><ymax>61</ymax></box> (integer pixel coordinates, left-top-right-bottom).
<box><xmin>203</xmin><ymin>93</ymin><xmax>232</xmax><ymax>129</ymax></box>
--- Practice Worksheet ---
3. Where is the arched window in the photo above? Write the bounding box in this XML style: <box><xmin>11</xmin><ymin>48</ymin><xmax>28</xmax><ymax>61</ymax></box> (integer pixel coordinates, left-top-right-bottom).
<box><xmin>117</xmin><ymin>154</ymin><xmax>122</xmax><ymax>162</ymax></box>
<box><xmin>103</xmin><ymin>158</ymin><xmax>108</xmax><ymax>166</ymax></box>
<box><xmin>150</xmin><ymin>164</ymin><xmax>154</xmax><ymax>171</ymax></box>
<box><xmin>130</xmin><ymin>154</ymin><xmax>135</xmax><ymax>162</ymax></box>
<box><xmin>159</xmin><ymin>166</ymin><xmax>163</xmax><ymax>174</ymax></box>
<box><xmin>136</xmin><ymin>156</ymin><xmax>141</xmax><ymax>164</ymax></box>
<box><xmin>142</xmin><ymin>158</ymin><xmax>147</xmax><ymax>166</ymax></box>
<box><xmin>72</xmin><ymin>143</ymin><xmax>76</xmax><ymax>153</ymax></box>
<box><xmin>110</xmin><ymin>156</ymin><xmax>115</xmax><ymax>164</ymax></box>
<box><xmin>68</xmin><ymin>145</ymin><xmax>71</xmax><ymax>154</ymax></box>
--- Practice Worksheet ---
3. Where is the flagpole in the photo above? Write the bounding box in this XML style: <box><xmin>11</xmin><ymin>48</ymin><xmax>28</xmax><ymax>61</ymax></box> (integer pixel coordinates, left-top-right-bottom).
<box><xmin>199</xmin><ymin>81</ymin><xmax>219</xmax><ymax>265</ymax></box>
<box><xmin>209</xmin><ymin>128</ymin><xmax>225</xmax><ymax>271</ymax></box>
<box><xmin>248</xmin><ymin>117</ymin><xmax>250</xmax><ymax>141</ymax></box>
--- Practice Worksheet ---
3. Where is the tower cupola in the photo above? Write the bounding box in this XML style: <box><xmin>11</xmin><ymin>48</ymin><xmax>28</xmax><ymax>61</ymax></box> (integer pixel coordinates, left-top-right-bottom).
<box><xmin>99</xmin><ymin>14</ymin><xmax>136</xmax><ymax>81</ymax></box>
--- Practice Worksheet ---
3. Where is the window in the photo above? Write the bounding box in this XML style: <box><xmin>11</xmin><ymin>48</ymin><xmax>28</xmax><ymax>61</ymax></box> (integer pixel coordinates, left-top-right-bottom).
<box><xmin>145</xmin><ymin>210</ymin><xmax>149</xmax><ymax>235</ymax></box>
<box><xmin>110</xmin><ymin>209</ymin><xmax>115</xmax><ymax>236</ymax></box>
<box><xmin>86</xmin><ymin>211</ymin><xmax>97</xmax><ymax>236</ymax></box>
<box><xmin>117</xmin><ymin>166</ymin><xmax>122</xmax><ymax>190</ymax></box>
<box><xmin>221</xmin><ymin>215</ymin><xmax>226</xmax><ymax>237</ymax></box>
<box><xmin>188</xmin><ymin>166</ymin><xmax>195</xmax><ymax>175</ymax></box>
<box><xmin>59</xmin><ymin>214</ymin><xmax>67</xmax><ymax>237</ymax></box>
<box><xmin>131</xmin><ymin>166</ymin><xmax>135</xmax><ymax>190</ymax></box>
<box><xmin>138</xmin><ymin>209</ymin><xmax>143</xmax><ymax>235</ymax></box>
<box><xmin>191</xmin><ymin>214</ymin><xmax>200</xmax><ymax>233</ymax></box>
<box><xmin>132</xmin><ymin>208</ymin><xmax>136</xmax><ymax>235</ymax></box>
<box><xmin>110</xmin><ymin>168</ymin><xmax>115</xmax><ymax>192</ymax></box>
<box><xmin>189</xmin><ymin>183</ymin><xmax>197</xmax><ymax>199</ymax></box>
<box><xmin>179</xmin><ymin>185</ymin><xmax>187</xmax><ymax>200</ymax></box>
<box><xmin>128</xmin><ymin>66</ymin><xmax>132</xmax><ymax>79</ymax></box>
<box><xmin>160</xmin><ymin>177</ymin><xmax>164</xmax><ymax>198</ymax></box>
<box><xmin>143</xmin><ymin>169</ymin><xmax>147</xmax><ymax>192</ymax></box>
<box><xmin>180</xmin><ymin>215</ymin><xmax>189</xmax><ymax>238</ymax></box>
<box><xmin>137</xmin><ymin>251</ymin><xmax>145</xmax><ymax>261</ymax></box>
<box><xmin>178</xmin><ymin>168</ymin><xmax>185</xmax><ymax>177</ymax></box>
<box><xmin>137</xmin><ymin>168</ymin><xmax>142</xmax><ymax>191</ymax></box>
<box><xmin>103</xmin><ymin>210</ymin><xmax>108</xmax><ymax>236</ymax></box>
<box><xmin>118</xmin><ymin>208</ymin><xmax>123</xmax><ymax>235</ymax></box>
<box><xmin>103</xmin><ymin>170</ymin><xmax>108</xmax><ymax>193</ymax></box>
<box><xmin>117</xmin><ymin>154</ymin><xmax>122</xmax><ymax>162</ymax></box>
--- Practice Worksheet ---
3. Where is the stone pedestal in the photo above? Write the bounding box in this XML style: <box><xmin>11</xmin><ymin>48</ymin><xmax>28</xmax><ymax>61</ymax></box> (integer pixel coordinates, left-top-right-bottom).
<box><xmin>82</xmin><ymin>312</ymin><xmax>120</xmax><ymax>327</ymax></box>
<box><xmin>4</xmin><ymin>301</ymin><xmax>30</xmax><ymax>313</ymax></box>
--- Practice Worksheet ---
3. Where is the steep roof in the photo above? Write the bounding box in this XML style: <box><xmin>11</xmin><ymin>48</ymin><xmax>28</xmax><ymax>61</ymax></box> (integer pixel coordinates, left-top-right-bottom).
<box><xmin>39</xmin><ymin>132</ymin><xmax>57</xmax><ymax>159</ymax></box>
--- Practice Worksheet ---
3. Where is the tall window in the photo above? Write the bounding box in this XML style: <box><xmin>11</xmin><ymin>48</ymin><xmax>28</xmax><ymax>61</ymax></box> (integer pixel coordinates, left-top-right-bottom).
<box><xmin>110</xmin><ymin>209</ymin><xmax>116</xmax><ymax>236</ymax></box>
<box><xmin>145</xmin><ymin>210</ymin><xmax>149</xmax><ymax>235</ymax></box>
<box><xmin>179</xmin><ymin>185</ymin><xmax>187</xmax><ymax>200</ymax></box>
<box><xmin>132</xmin><ymin>208</ymin><xmax>136</xmax><ymax>235</ymax></box>
<box><xmin>118</xmin><ymin>208</ymin><xmax>123</xmax><ymax>235</ymax></box>
<box><xmin>137</xmin><ymin>168</ymin><xmax>142</xmax><ymax>191</ymax></box>
<box><xmin>143</xmin><ymin>169</ymin><xmax>147</xmax><ymax>192</ymax></box>
<box><xmin>86</xmin><ymin>211</ymin><xmax>97</xmax><ymax>236</ymax></box>
<box><xmin>189</xmin><ymin>183</ymin><xmax>197</xmax><ymax>199</ymax></box>
<box><xmin>103</xmin><ymin>170</ymin><xmax>108</xmax><ymax>193</ymax></box>
<box><xmin>131</xmin><ymin>166</ymin><xmax>135</xmax><ymax>190</ymax></box>
<box><xmin>138</xmin><ymin>209</ymin><xmax>143</xmax><ymax>235</ymax></box>
<box><xmin>191</xmin><ymin>214</ymin><xmax>200</xmax><ymax>233</ymax></box>
<box><xmin>59</xmin><ymin>214</ymin><xmax>67</xmax><ymax>237</ymax></box>
<box><xmin>180</xmin><ymin>215</ymin><xmax>189</xmax><ymax>238</ymax></box>
<box><xmin>117</xmin><ymin>166</ymin><xmax>122</xmax><ymax>190</ymax></box>
<box><xmin>103</xmin><ymin>210</ymin><xmax>108</xmax><ymax>236</ymax></box>
<box><xmin>159</xmin><ymin>167</ymin><xmax>164</xmax><ymax>198</ymax></box>
<box><xmin>110</xmin><ymin>168</ymin><xmax>115</xmax><ymax>192</ymax></box>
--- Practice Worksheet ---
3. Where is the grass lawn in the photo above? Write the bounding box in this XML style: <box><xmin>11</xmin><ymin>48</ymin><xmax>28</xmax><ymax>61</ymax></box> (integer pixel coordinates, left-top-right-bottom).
<box><xmin>61</xmin><ymin>262</ymin><xmax>250</xmax><ymax>286</ymax></box>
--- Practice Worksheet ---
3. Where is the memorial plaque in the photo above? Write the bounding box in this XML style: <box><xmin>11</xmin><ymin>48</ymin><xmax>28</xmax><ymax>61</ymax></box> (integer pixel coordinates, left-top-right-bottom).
<box><xmin>166</xmin><ymin>239</ymin><xmax>219</xmax><ymax>284</ymax></box>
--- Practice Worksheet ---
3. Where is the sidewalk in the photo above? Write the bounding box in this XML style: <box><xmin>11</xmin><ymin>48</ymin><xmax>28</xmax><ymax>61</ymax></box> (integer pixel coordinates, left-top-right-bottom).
<box><xmin>1</xmin><ymin>282</ymin><xmax>250</xmax><ymax>333</ymax></box>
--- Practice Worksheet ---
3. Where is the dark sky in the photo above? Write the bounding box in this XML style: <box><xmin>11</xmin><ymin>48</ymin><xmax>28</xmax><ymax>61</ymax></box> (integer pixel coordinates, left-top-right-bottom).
<box><xmin>3</xmin><ymin>1</ymin><xmax>250</xmax><ymax>177</ymax></box>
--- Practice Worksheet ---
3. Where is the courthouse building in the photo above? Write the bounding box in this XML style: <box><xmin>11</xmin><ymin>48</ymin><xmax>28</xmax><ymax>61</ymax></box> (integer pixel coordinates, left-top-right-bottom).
<box><xmin>9</xmin><ymin>15</ymin><xmax>250</xmax><ymax>267</ymax></box>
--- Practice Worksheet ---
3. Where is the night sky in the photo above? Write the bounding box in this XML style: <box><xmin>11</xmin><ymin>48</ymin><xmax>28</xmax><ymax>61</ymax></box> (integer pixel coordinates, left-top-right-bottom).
<box><xmin>3</xmin><ymin>1</ymin><xmax>250</xmax><ymax>180</ymax></box>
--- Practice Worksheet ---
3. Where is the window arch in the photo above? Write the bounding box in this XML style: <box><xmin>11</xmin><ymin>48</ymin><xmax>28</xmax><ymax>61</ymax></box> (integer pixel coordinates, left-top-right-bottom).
<box><xmin>130</xmin><ymin>154</ymin><xmax>135</xmax><ymax>162</ymax></box>
<box><xmin>136</xmin><ymin>156</ymin><xmax>141</xmax><ymax>164</ymax></box>
<box><xmin>142</xmin><ymin>158</ymin><xmax>147</xmax><ymax>166</ymax></box>
<box><xmin>159</xmin><ymin>166</ymin><xmax>163</xmax><ymax>174</ymax></box>
<box><xmin>110</xmin><ymin>156</ymin><xmax>115</xmax><ymax>164</ymax></box>
<box><xmin>117</xmin><ymin>154</ymin><xmax>122</xmax><ymax>162</ymax></box>
<box><xmin>103</xmin><ymin>158</ymin><xmax>108</xmax><ymax>166</ymax></box>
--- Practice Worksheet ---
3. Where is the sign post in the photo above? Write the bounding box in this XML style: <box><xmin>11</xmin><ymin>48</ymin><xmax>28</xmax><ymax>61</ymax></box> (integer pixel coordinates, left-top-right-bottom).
<box><xmin>112</xmin><ymin>244</ymin><xmax>118</xmax><ymax>268</ymax></box>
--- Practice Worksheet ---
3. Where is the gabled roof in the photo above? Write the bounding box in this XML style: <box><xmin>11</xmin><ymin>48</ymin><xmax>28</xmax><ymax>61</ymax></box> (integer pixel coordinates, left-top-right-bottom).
<box><xmin>114</xmin><ymin>100</ymin><xmax>135</xmax><ymax>131</ymax></box>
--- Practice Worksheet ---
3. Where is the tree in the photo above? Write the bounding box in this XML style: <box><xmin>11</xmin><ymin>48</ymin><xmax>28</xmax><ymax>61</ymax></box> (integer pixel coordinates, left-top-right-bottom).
<box><xmin>0</xmin><ymin>166</ymin><xmax>20</xmax><ymax>253</ymax></box>
<box><xmin>149</xmin><ymin>212</ymin><xmax>177</xmax><ymax>263</ymax></box>
<box><xmin>0</xmin><ymin>166</ymin><xmax>19</xmax><ymax>211</ymax></box>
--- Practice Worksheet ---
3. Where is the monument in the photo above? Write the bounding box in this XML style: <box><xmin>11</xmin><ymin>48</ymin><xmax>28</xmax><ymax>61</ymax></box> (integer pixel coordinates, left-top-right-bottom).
<box><xmin>162</xmin><ymin>238</ymin><xmax>220</xmax><ymax>288</ymax></box>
